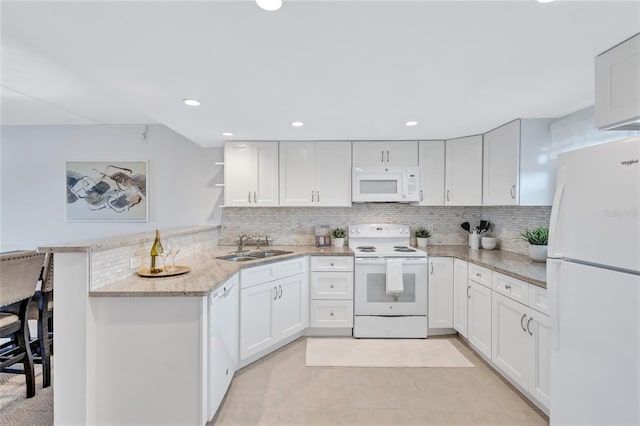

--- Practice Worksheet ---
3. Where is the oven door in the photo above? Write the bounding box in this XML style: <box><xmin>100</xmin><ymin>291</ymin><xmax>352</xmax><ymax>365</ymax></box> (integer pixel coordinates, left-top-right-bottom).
<box><xmin>354</xmin><ymin>257</ymin><xmax>428</xmax><ymax>315</ymax></box>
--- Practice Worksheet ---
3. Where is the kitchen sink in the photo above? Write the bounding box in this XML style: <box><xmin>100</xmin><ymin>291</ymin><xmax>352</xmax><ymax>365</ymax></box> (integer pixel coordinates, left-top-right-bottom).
<box><xmin>216</xmin><ymin>249</ymin><xmax>293</xmax><ymax>262</ymax></box>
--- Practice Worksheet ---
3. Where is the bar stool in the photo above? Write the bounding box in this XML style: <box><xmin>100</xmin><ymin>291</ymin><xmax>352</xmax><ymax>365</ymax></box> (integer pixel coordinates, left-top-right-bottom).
<box><xmin>29</xmin><ymin>252</ymin><xmax>54</xmax><ymax>388</ymax></box>
<box><xmin>0</xmin><ymin>250</ymin><xmax>45</xmax><ymax>398</ymax></box>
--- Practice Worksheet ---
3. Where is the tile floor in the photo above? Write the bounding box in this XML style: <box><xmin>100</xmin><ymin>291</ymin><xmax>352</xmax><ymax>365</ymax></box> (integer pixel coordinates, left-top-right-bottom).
<box><xmin>211</xmin><ymin>336</ymin><xmax>548</xmax><ymax>426</ymax></box>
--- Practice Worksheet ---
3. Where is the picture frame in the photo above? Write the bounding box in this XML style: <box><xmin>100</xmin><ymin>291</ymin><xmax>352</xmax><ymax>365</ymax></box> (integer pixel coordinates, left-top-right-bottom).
<box><xmin>65</xmin><ymin>161</ymin><xmax>148</xmax><ymax>222</ymax></box>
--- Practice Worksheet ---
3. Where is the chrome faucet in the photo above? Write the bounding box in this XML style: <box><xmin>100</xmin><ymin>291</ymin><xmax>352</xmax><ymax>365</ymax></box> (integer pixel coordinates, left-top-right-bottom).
<box><xmin>237</xmin><ymin>235</ymin><xmax>257</xmax><ymax>252</ymax></box>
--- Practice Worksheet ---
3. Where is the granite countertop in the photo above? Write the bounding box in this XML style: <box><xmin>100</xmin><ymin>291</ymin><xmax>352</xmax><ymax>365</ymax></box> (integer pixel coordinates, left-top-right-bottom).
<box><xmin>426</xmin><ymin>245</ymin><xmax>547</xmax><ymax>288</ymax></box>
<box><xmin>90</xmin><ymin>245</ymin><xmax>353</xmax><ymax>297</ymax></box>
<box><xmin>91</xmin><ymin>244</ymin><xmax>546</xmax><ymax>297</ymax></box>
<box><xmin>38</xmin><ymin>226</ymin><xmax>220</xmax><ymax>253</ymax></box>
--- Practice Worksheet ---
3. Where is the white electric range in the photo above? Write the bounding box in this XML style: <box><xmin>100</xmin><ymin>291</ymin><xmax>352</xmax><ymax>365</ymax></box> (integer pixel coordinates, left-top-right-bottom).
<box><xmin>349</xmin><ymin>224</ymin><xmax>429</xmax><ymax>338</ymax></box>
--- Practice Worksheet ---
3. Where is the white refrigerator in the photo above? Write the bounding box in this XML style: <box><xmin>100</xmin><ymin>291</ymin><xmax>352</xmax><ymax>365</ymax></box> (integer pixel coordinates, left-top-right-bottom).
<box><xmin>548</xmin><ymin>136</ymin><xmax>640</xmax><ymax>425</ymax></box>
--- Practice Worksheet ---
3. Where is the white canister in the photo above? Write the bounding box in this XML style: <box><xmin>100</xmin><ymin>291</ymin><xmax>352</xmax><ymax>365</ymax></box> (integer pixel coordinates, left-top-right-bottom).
<box><xmin>469</xmin><ymin>232</ymin><xmax>480</xmax><ymax>250</ymax></box>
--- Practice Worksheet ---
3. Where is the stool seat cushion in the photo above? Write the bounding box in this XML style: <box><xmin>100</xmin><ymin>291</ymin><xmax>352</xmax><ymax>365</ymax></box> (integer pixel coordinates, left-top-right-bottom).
<box><xmin>0</xmin><ymin>312</ymin><xmax>19</xmax><ymax>329</ymax></box>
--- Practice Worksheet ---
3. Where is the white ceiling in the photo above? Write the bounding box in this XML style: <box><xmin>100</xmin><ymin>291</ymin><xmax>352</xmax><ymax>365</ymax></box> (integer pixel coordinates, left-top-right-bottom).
<box><xmin>1</xmin><ymin>0</ymin><xmax>639</xmax><ymax>147</ymax></box>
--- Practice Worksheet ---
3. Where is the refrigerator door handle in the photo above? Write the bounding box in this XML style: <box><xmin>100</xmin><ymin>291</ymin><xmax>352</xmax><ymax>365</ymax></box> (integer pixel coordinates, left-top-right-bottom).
<box><xmin>548</xmin><ymin>258</ymin><xmax>562</xmax><ymax>349</ymax></box>
<box><xmin>548</xmin><ymin>166</ymin><xmax>566</xmax><ymax>258</ymax></box>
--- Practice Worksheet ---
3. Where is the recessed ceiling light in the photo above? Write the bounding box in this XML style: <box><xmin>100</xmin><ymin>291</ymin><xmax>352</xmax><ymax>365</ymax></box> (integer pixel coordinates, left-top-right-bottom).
<box><xmin>291</xmin><ymin>121</ymin><xmax>304</xmax><ymax>127</ymax></box>
<box><xmin>537</xmin><ymin>0</ymin><xmax>556</xmax><ymax>3</ymax></box>
<box><xmin>222</xmin><ymin>132</ymin><xmax>234</xmax><ymax>137</ymax></box>
<box><xmin>256</xmin><ymin>0</ymin><xmax>282</xmax><ymax>11</ymax></box>
<box><xmin>183</xmin><ymin>99</ymin><xmax>200</xmax><ymax>106</ymax></box>
<box><xmin>405</xmin><ymin>121</ymin><xmax>418</xmax><ymax>127</ymax></box>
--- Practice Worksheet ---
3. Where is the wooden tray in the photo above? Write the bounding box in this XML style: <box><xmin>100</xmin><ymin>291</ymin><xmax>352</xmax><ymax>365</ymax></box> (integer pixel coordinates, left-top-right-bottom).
<box><xmin>137</xmin><ymin>265</ymin><xmax>191</xmax><ymax>278</ymax></box>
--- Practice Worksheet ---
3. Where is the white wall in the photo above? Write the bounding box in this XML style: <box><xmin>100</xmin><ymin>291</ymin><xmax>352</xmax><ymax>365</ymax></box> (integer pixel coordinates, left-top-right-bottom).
<box><xmin>0</xmin><ymin>124</ymin><xmax>223</xmax><ymax>251</ymax></box>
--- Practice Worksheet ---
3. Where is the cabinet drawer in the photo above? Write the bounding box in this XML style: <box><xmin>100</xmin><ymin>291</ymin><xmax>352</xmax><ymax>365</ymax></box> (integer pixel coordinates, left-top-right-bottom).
<box><xmin>310</xmin><ymin>256</ymin><xmax>354</xmax><ymax>272</ymax></box>
<box><xmin>468</xmin><ymin>263</ymin><xmax>492</xmax><ymax>288</ymax></box>
<box><xmin>310</xmin><ymin>272</ymin><xmax>353</xmax><ymax>300</ymax></box>
<box><xmin>241</xmin><ymin>257</ymin><xmax>306</xmax><ymax>289</ymax></box>
<box><xmin>310</xmin><ymin>300</ymin><xmax>354</xmax><ymax>328</ymax></box>
<box><xmin>492</xmin><ymin>272</ymin><xmax>529</xmax><ymax>305</ymax></box>
<box><xmin>528</xmin><ymin>285</ymin><xmax>549</xmax><ymax>315</ymax></box>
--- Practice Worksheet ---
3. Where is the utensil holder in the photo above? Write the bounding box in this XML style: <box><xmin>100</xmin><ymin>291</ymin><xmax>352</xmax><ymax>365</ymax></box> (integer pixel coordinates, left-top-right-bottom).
<box><xmin>469</xmin><ymin>232</ymin><xmax>480</xmax><ymax>250</ymax></box>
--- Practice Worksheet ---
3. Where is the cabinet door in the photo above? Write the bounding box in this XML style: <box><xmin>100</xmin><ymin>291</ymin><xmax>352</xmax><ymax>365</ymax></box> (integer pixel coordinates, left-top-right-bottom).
<box><xmin>273</xmin><ymin>273</ymin><xmax>308</xmax><ymax>341</ymax></box>
<box><xmin>445</xmin><ymin>135</ymin><xmax>483</xmax><ymax>206</ymax></box>
<box><xmin>529</xmin><ymin>309</ymin><xmax>551</xmax><ymax>409</ymax></box>
<box><xmin>483</xmin><ymin>120</ymin><xmax>519</xmax><ymax>206</ymax></box>
<box><xmin>468</xmin><ymin>280</ymin><xmax>492</xmax><ymax>359</ymax></box>
<box><xmin>386</xmin><ymin>141</ymin><xmax>418</xmax><ymax>167</ymax></box>
<box><xmin>254</xmin><ymin>142</ymin><xmax>279</xmax><ymax>206</ymax></box>
<box><xmin>595</xmin><ymin>33</ymin><xmax>640</xmax><ymax>130</ymax></box>
<box><xmin>316</xmin><ymin>141</ymin><xmax>352</xmax><ymax>206</ymax></box>
<box><xmin>240</xmin><ymin>282</ymin><xmax>276</xmax><ymax>360</ymax></box>
<box><xmin>279</xmin><ymin>142</ymin><xmax>315</xmax><ymax>206</ymax></box>
<box><xmin>428</xmin><ymin>257</ymin><xmax>454</xmax><ymax>329</ymax></box>
<box><xmin>224</xmin><ymin>142</ymin><xmax>254</xmax><ymax>206</ymax></box>
<box><xmin>352</xmin><ymin>141</ymin><xmax>387</xmax><ymax>167</ymax></box>
<box><xmin>453</xmin><ymin>259</ymin><xmax>468</xmax><ymax>337</ymax></box>
<box><xmin>418</xmin><ymin>140</ymin><xmax>445</xmax><ymax>205</ymax></box>
<box><xmin>491</xmin><ymin>292</ymin><xmax>530</xmax><ymax>390</ymax></box>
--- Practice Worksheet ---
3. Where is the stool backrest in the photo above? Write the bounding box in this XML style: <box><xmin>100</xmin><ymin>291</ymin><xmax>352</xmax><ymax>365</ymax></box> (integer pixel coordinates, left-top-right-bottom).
<box><xmin>40</xmin><ymin>252</ymin><xmax>54</xmax><ymax>293</ymax></box>
<box><xmin>0</xmin><ymin>251</ymin><xmax>45</xmax><ymax>306</ymax></box>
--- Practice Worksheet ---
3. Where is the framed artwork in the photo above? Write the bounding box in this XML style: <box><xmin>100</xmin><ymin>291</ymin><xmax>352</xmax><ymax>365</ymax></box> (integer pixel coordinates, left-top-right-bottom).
<box><xmin>66</xmin><ymin>161</ymin><xmax>148</xmax><ymax>221</ymax></box>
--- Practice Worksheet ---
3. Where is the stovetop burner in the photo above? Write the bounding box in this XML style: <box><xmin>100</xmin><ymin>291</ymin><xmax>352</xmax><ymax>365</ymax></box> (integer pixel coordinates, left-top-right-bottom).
<box><xmin>357</xmin><ymin>246</ymin><xmax>376</xmax><ymax>251</ymax></box>
<box><xmin>394</xmin><ymin>247</ymin><xmax>417</xmax><ymax>252</ymax></box>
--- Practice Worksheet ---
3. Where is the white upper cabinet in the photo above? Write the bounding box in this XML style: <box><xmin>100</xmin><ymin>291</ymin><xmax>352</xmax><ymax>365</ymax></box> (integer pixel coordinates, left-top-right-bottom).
<box><xmin>417</xmin><ymin>140</ymin><xmax>445</xmax><ymax>205</ymax></box>
<box><xmin>224</xmin><ymin>142</ymin><xmax>279</xmax><ymax>207</ymax></box>
<box><xmin>279</xmin><ymin>141</ymin><xmax>351</xmax><ymax>207</ymax></box>
<box><xmin>353</xmin><ymin>141</ymin><xmax>418</xmax><ymax>167</ymax></box>
<box><xmin>483</xmin><ymin>119</ymin><xmax>554</xmax><ymax>206</ymax></box>
<box><xmin>483</xmin><ymin>120</ymin><xmax>520</xmax><ymax>206</ymax></box>
<box><xmin>445</xmin><ymin>135</ymin><xmax>483</xmax><ymax>206</ymax></box>
<box><xmin>595</xmin><ymin>33</ymin><xmax>640</xmax><ymax>131</ymax></box>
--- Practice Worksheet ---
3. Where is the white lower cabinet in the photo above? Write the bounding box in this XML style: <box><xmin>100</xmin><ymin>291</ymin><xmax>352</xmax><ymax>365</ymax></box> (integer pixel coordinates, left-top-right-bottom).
<box><xmin>492</xmin><ymin>291</ymin><xmax>550</xmax><ymax>409</ymax></box>
<box><xmin>240</xmin><ymin>258</ymin><xmax>308</xmax><ymax>360</ymax></box>
<box><xmin>467</xmin><ymin>279</ymin><xmax>492</xmax><ymax>359</ymax></box>
<box><xmin>208</xmin><ymin>276</ymin><xmax>239</xmax><ymax>420</ymax></box>
<box><xmin>453</xmin><ymin>258</ymin><xmax>469</xmax><ymax>337</ymax></box>
<box><xmin>428</xmin><ymin>257</ymin><xmax>454</xmax><ymax>329</ymax></box>
<box><xmin>309</xmin><ymin>256</ymin><xmax>354</xmax><ymax>329</ymax></box>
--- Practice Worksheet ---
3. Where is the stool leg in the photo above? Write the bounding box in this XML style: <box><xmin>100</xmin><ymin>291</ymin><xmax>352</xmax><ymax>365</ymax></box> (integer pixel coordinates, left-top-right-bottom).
<box><xmin>41</xmin><ymin>307</ymin><xmax>51</xmax><ymax>388</ymax></box>
<box><xmin>17</xmin><ymin>317</ymin><xmax>36</xmax><ymax>398</ymax></box>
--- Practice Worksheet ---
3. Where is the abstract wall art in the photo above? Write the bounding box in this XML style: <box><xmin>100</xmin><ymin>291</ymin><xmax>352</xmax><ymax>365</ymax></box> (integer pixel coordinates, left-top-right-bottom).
<box><xmin>66</xmin><ymin>161</ymin><xmax>148</xmax><ymax>221</ymax></box>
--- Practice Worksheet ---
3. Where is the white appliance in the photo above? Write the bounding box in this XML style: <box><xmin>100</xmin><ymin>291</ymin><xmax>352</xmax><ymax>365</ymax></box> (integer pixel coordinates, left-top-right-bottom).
<box><xmin>350</xmin><ymin>224</ymin><xmax>429</xmax><ymax>338</ymax></box>
<box><xmin>352</xmin><ymin>167</ymin><xmax>420</xmax><ymax>203</ymax></box>
<box><xmin>548</xmin><ymin>136</ymin><xmax>640</xmax><ymax>425</ymax></box>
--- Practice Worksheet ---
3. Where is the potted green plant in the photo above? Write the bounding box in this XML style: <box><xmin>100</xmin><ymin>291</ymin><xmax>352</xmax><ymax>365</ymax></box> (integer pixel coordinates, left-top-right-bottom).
<box><xmin>332</xmin><ymin>227</ymin><xmax>347</xmax><ymax>247</ymax></box>
<box><xmin>414</xmin><ymin>226</ymin><xmax>432</xmax><ymax>247</ymax></box>
<box><xmin>520</xmin><ymin>227</ymin><xmax>549</xmax><ymax>262</ymax></box>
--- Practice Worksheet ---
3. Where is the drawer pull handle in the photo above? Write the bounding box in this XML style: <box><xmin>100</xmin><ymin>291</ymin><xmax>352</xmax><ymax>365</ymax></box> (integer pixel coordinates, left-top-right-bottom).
<box><xmin>278</xmin><ymin>285</ymin><xmax>283</xmax><ymax>299</ymax></box>
<box><xmin>505</xmin><ymin>284</ymin><xmax>511</xmax><ymax>290</ymax></box>
<box><xmin>273</xmin><ymin>287</ymin><xmax>278</xmax><ymax>300</ymax></box>
<box><xmin>330</xmin><ymin>262</ymin><xmax>334</xmax><ymax>266</ymax></box>
<box><xmin>520</xmin><ymin>314</ymin><xmax>527</xmax><ymax>332</ymax></box>
<box><xmin>476</xmin><ymin>273</ymin><xmax>481</xmax><ymax>278</ymax></box>
<box><xmin>467</xmin><ymin>285</ymin><xmax>471</xmax><ymax>299</ymax></box>
<box><xmin>330</xmin><ymin>285</ymin><xmax>334</xmax><ymax>288</ymax></box>
<box><xmin>330</xmin><ymin>312</ymin><xmax>334</xmax><ymax>316</ymax></box>
<box><xmin>527</xmin><ymin>317</ymin><xmax>533</xmax><ymax>336</ymax></box>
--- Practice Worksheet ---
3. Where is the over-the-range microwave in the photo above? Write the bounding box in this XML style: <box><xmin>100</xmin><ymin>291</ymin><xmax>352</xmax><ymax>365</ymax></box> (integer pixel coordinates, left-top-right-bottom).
<box><xmin>352</xmin><ymin>167</ymin><xmax>420</xmax><ymax>203</ymax></box>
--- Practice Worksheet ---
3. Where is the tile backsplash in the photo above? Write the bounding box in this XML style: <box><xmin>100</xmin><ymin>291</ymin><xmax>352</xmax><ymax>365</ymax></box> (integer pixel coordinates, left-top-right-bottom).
<box><xmin>220</xmin><ymin>205</ymin><xmax>551</xmax><ymax>256</ymax></box>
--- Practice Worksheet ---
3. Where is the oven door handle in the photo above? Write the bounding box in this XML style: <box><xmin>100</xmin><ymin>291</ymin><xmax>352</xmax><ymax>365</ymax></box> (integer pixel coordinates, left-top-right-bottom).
<box><xmin>355</xmin><ymin>257</ymin><xmax>429</xmax><ymax>265</ymax></box>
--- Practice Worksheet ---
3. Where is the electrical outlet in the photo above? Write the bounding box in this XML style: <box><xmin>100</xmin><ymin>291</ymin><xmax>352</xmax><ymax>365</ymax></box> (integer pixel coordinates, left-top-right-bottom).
<box><xmin>129</xmin><ymin>257</ymin><xmax>141</xmax><ymax>270</ymax></box>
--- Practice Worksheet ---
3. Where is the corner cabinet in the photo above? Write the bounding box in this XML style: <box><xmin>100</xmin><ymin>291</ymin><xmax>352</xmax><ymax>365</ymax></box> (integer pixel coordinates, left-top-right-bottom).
<box><xmin>224</xmin><ymin>141</ymin><xmax>279</xmax><ymax>206</ymax></box>
<box><xmin>452</xmin><ymin>258</ymin><xmax>469</xmax><ymax>337</ymax></box>
<box><xmin>427</xmin><ymin>257</ymin><xmax>454</xmax><ymax>329</ymax></box>
<box><xmin>279</xmin><ymin>141</ymin><xmax>351</xmax><ymax>207</ymax></box>
<box><xmin>445</xmin><ymin>135</ymin><xmax>483</xmax><ymax>206</ymax></box>
<box><xmin>482</xmin><ymin>119</ymin><xmax>554</xmax><ymax>206</ymax></box>
<box><xmin>595</xmin><ymin>33</ymin><xmax>640</xmax><ymax>130</ymax></box>
<box><xmin>352</xmin><ymin>141</ymin><xmax>418</xmax><ymax>167</ymax></box>
<box><xmin>417</xmin><ymin>140</ymin><xmax>445</xmax><ymax>205</ymax></box>
<box><xmin>240</xmin><ymin>257</ymin><xmax>308</xmax><ymax>361</ymax></box>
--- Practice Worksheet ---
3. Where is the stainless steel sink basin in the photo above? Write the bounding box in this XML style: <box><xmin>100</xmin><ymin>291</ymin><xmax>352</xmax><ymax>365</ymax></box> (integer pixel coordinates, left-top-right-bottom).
<box><xmin>216</xmin><ymin>250</ymin><xmax>292</xmax><ymax>262</ymax></box>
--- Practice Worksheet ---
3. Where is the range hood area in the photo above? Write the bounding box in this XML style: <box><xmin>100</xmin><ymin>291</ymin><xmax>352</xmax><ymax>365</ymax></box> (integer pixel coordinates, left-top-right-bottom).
<box><xmin>595</xmin><ymin>33</ymin><xmax>640</xmax><ymax>131</ymax></box>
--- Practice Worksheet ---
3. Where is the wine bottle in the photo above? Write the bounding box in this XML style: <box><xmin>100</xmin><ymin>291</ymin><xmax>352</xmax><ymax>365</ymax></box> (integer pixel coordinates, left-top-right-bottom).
<box><xmin>150</xmin><ymin>229</ymin><xmax>164</xmax><ymax>273</ymax></box>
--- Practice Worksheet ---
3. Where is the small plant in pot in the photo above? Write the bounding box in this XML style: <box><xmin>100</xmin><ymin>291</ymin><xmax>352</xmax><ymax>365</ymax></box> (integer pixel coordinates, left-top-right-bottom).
<box><xmin>414</xmin><ymin>226</ymin><xmax>432</xmax><ymax>247</ymax></box>
<box><xmin>520</xmin><ymin>227</ymin><xmax>549</xmax><ymax>262</ymax></box>
<box><xmin>332</xmin><ymin>227</ymin><xmax>347</xmax><ymax>247</ymax></box>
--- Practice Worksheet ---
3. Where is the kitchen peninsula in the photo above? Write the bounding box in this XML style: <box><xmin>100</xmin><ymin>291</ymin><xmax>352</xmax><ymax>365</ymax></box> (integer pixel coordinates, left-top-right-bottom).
<box><xmin>41</xmin><ymin>226</ymin><xmax>546</xmax><ymax>425</ymax></box>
